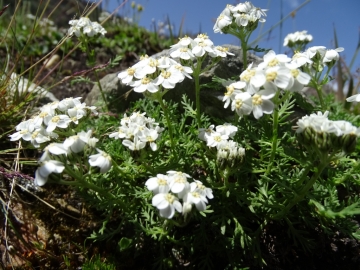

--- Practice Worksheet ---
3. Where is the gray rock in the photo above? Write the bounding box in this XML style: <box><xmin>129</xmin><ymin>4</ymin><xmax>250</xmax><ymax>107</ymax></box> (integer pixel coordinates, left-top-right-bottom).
<box><xmin>85</xmin><ymin>45</ymin><xmax>262</xmax><ymax>116</ymax></box>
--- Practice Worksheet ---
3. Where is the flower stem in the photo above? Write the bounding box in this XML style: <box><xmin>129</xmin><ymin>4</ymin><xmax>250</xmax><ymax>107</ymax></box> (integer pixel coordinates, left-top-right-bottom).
<box><xmin>95</xmin><ymin>70</ymin><xmax>109</xmax><ymax>112</ymax></box>
<box><xmin>240</xmin><ymin>37</ymin><xmax>248</xmax><ymax>70</ymax></box>
<box><xmin>193</xmin><ymin>60</ymin><xmax>203</xmax><ymax>128</ymax></box>
<box><xmin>265</xmin><ymin>90</ymin><xmax>281</xmax><ymax>175</ymax></box>
<box><xmin>157</xmin><ymin>96</ymin><xmax>176</xmax><ymax>157</ymax></box>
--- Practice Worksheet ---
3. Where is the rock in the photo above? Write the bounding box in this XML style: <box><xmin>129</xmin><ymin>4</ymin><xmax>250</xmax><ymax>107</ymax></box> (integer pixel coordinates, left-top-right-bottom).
<box><xmin>6</xmin><ymin>73</ymin><xmax>58</xmax><ymax>103</ymax></box>
<box><xmin>85</xmin><ymin>45</ymin><xmax>262</xmax><ymax>116</ymax></box>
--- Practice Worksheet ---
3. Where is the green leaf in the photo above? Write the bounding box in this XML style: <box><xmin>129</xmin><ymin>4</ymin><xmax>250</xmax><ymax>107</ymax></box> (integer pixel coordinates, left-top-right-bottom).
<box><xmin>118</xmin><ymin>237</ymin><xmax>133</xmax><ymax>251</ymax></box>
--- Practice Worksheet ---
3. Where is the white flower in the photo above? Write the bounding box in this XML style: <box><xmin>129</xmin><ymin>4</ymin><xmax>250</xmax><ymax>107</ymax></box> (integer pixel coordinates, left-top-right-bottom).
<box><xmin>306</xmin><ymin>46</ymin><xmax>326</xmax><ymax>59</ymax></box>
<box><xmin>130</xmin><ymin>76</ymin><xmax>159</xmax><ymax>93</ymax></box>
<box><xmin>264</xmin><ymin>66</ymin><xmax>292</xmax><ymax>90</ymax></box>
<box><xmin>285</xmin><ymin>63</ymin><xmax>311</xmax><ymax>92</ymax></box>
<box><xmin>169</xmin><ymin>64</ymin><xmax>193</xmax><ymax>80</ymax></box>
<box><xmin>213</xmin><ymin>13</ymin><xmax>232</xmax><ymax>33</ymax></box>
<box><xmin>153</xmin><ymin>69</ymin><xmax>184</xmax><ymax>89</ymax></box>
<box><xmin>222</xmin><ymin>81</ymin><xmax>246</xmax><ymax>108</ymax></box>
<box><xmin>35</xmin><ymin>160</ymin><xmax>65</xmax><ymax>186</ymax></box>
<box><xmin>183</xmin><ymin>191</ymin><xmax>208</xmax><ymax>211</ymax></box>
<box><xmin>323</xmin><ymin>47</ymin><xmax>344</xmax><ymax>63</ymax></box>
<box><xmin>170</xmin><ymin>46</ymin><xmax>194</xmax><ymax>60</ymax></box>
<box><xmin>145</xmin><ymin>174</ymin><xmax>170</xmax><ymax>194</ymax></box>
<box><xmin>168</xmin><ymin>171</ymin><xmax>191</xmax><ymax>196</ymax></box>
<box><xmin>122</xmin><ymin>136</ymin><xmax>146</xmax><ymax>150</ymax></box>
<box><xmin>191</xmin><ymin>34</ymin><xmax>214</xmax><ymax>57</ymax></box>
<box><xmin>258</xmin><ymin>50</ymin><xmax>291</xmax><ymax>69</ymax></box>
<box><xmin>239</xmin><ymin>63</ymin><xmax>266</xmax><ymax>94</ymax></box>
<box><xmin>216</xmin><ymin>123</ymin><xmax>238</xmax><ymax>138</ymax></box>
<box><xmin>109</xmin><ymin>126</ymin><xmax>127</xmax><ymax>139</ymax></box>
<box><xmin>198</xmin><ymin>125</ymin><xmax>215</xmax><ymax>141</ymax></box>
<box><xmin>231</xmin><ymin>92</ymin><xmax>253</xmax><ymax>117</ymax></box>
<box><xmin>190</xmin><ymin>180</ymin><xmax>214</xmax><ymax>200</ymax></box>
<box><xmin>283</xmin><ymin>30</ymin><xmax>313</xmax><ymax>47</ymax></box>
<box><xmin>39</xmin><ymin>143</ymin><xmax>68</xmax><ymax>162</ymax></box>
<box><xmin>206</xmin><ymin>132</ymin><xmax>229</xmax><ymax>148</ymax></box>
<box><xmin>44</xmin><ymin>114</ymin><xmax>71</xmax><ymax>132</ymax></box>
<box><xmin>68</xmin><ymin>17</ymin><xmax>106</xmax><ymax>37</ymax></box>
<box><xmin>23</xmin><ymin>127</ymin><xmax>50</xmax><ymax>148</ymax></box>
<box><xmin>135</xmin><ymin>57</ymin><xmax>159</xmax><ymax>78</ymax></box>
<box><xmin>57</xmin><ymin>97</ymin><xmax>82</xmax><ymax>112</ymax></box>
<box><xmin>64</xmin><ymin>130</ymin><xmax>94</xmax><ymax>153</ymax></box>
<box><xmin>9</xmin><ymin>119</ymin><xmax>36</xmax><ymax>142</ymax></box>
<box><xmin>346</xmin><ymin>94</ymin><xmax>360</xmax><ymax>103</ymax></box>
<box><xmin>67</xmin><ymin>102</ymin><xmax>88</xmax><ymax>122</ymax></box>
<box><xmin>152</xmin><ymin>193</ymin><xmax>182</xmax><ymax>219</ymax></box>
<box><xmin>118</xmin><ymin>67</ymin><xmax>137</xmax><ymax>84</ymax></box>
<box><xmin>88</xmin><ymin>149</ymin><xmax>112</xmax><ymax>173</ymax></box>
<box><xmin>291</xmin><ymin>51</ymin><xmax>313</xmax><ymax>68</ymax></box>
<box><xmin>138</xmin><ymin>128</ymin><xmax>159</xmax><ymax>151</ymax></box>
<box><xmin>209</xmin><ymin>46</ymin><xmax>234</xmax><ymax>58</ymax></box>
<box><xmin>251</xmin><ymin>89</ymin><xmax>276</xmax><ymax>119</ymax></box>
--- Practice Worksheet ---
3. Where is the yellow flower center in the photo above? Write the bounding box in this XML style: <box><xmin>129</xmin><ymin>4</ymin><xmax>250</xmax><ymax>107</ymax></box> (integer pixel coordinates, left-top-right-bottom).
<box><xmin>240</xmin><ymin>69</ymin><xmax>255</xmax><ymax>82</ymax></box>
<box><xmin>266</xmin><ymin>71</ymin><xmax>277</xmax><ymax>81</ymax></box>
<box><xmin>127</xmin><ymin>67</ymin><xmax>135</xmax><ymax>76</ymax></box>
<box><xmin>252</xmin><ymin>94</ymin><xmax>263</xmax><ymax>106</ymax></box>
<box><xmin>216</xmin><ymin>46</ymin><xmax>228</xmax><ymax>52</ymax></box>
<box><xmin>164</xmin><ymin>193</ymin><xmax>175</xmax><ymax>204</ymax></box>
<box><xmin>291</xmin><ymin>69</ymin><xmax>299</xmax><ymax>78</ymax></box>
<box><xmin>191</xmin><ymin>192</ymin><xmax>200</xmax><ymax>198</ymax></box>
<box><xmin>214</xmin><ymin>135</ymin><xmax>222</xmax><ymax>142</ymax></box>
<box><xmin>235</xmin><ymin>99</ymin><xmax>243</xmax><ymax>109</ymax></box>
<box><xmin>161</xmin><ymin>71</ymin><xmax>171</xmax><ymax>79</ymax></box>
<box><xmin>157</xmin><ymin>178</ymin><xmax>167</xmax><ymax>186</ymax></box>
<box><xmin>31</xmin><ymin>131</ymin><xmax>39</xmax><ymax>139</ymax></box>
<box><xmin>51</xmin><ymin>116</ymin><xmax>60</xmax><ymax>123</ymax></box>
<box><xmin>140</xmin><ymin>55</ymin><xmax>149</xmax><ymax>60</ymax></box>
<box><xmin>197</xmin><ymin>33</ymin><xmax>209</xmax><ymax>39</ymax></box>
<box><xmin>39</xmin><ymin>111</ymin><xmax>48</xmax><ymax>118</ymax></box>
<box><xmin>141</xmin><ymin>77</ymin><xmax>150</xmax><ymax>85</ymax></box>
<box><xmin>180</xmin><ymin>47</ymin><xmax>188</xmax><ymax>52</ymax></box>
<box><xmin>268</xmin><ymin>58</ymin><xmax>279</xmax><ymax>67</ymax></box>
<box><xmin>149</xmin><ymin>59</ymin><xmax>158</xmax><ymax>68</ymax></box>
<box><xmin>225</xmin><ymin>85</ymin><xmax>234</xmax><ymax>96</ymax></box>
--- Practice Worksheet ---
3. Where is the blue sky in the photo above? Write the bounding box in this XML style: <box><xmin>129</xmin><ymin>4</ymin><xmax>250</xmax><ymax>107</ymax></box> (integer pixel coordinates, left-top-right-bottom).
<box><xmin>105</xmin><ymin>0</ymin><xmax>360</xmax><ymax>71</ymax></box>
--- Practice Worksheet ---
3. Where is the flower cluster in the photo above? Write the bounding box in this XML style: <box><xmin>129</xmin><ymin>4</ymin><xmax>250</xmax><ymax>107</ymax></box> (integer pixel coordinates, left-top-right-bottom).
<box><xmin>213</xmin><ymin>2</ymin><xmax>267</xmax><ymax>34</ymax></box>
<box><xmin>169</xmin><ymin>34</ymin><xmax>234</xmax><ymax>60</ymax></box>
<box><xmin>283</xmin><ymin>30</ymin><xmax>313</xmax><ymax>49</ymax></box>
<box><xmin>68</xmin><ymin>17</ymin><xmax>107</xmax><ymax>37</ymax></box>
<box><xmin>34</xmin><ymin>130</ymin><xmax>112</xmax><ymax>186</ymax></box>
<box><xmin>296</xmin><ymin>111</ymin><xmax>360</xmax><ymax>154</ymax></box>
<box><xmin>199</xmin><ymin>123</ymin><xmax>245</xmax><ymax>166</ymax></box>
<box><xmin>291</xmin><ymin>45</ymin><xmax>344</xmax><ymax>71</ymax></box>
<box><xmin>146</xmin><ymin>171</ymin><xmax>213</xmax><ymax>219</ymax></box>
<box><xmin>118</xmin><ymin>55</ymin><xmax>193</xmax><ymax>94</ymax></box>
<box><xmin>109</xmin><ymin>111</ymin><xmax>164</xmax><ymax>151</ymax></box>
<box><xmin>9</xmin><ymin>97</ymin><xmax>97</xmax><ymax>148</ymax></box>
<box><xmin>222</xmin><ymin>49</ymin><xmax>312</xmax><ymax>119</ymax></box>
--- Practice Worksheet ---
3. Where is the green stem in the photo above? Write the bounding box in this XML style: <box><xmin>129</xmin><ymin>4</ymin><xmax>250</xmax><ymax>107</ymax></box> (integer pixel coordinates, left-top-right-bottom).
<box><xmin>240</xmin><ymin>37</ymin><xmax>248</xmax><ymax>70</ymax></box>
<box><xmin>271</xmin><ymin>159</ymin><xmax>328</xmax><ymax>220</ymax></box>
<box><xmin>157</xmin><ymin>96</ymin><xmax>176</xmax><ymax>157</ymax></box>
<box><xmin>193</xmin><ymin>60</ymin><xmax>202</xmax><ymax>128</ymax></box>
<box><xmin>95</xmin><ymin>71</ymin><xmax>109</xmax><ymax>112</ymax></box>
<box><xmin>265</xmin><ymin>90</ymin><xmax>281</xmax><ymax>175</ymax></box>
